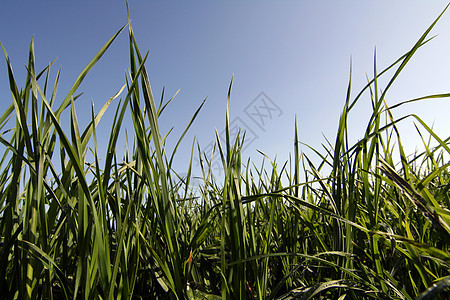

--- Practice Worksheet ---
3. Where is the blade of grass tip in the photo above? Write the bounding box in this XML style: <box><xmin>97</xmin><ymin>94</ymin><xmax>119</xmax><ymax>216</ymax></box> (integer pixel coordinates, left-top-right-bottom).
<box><xmin>48</xmin><ymin>67</ymin><xmax>60</xmax><ymax>109</ymax></box>
<box><xmin>304</xmin><ymin>155</ymin><xmax>337</xmax><ymax>214</ymax></box>
<box><xmin>70</xmin><ymin>98</ymin><xmax>82</xmax><ymax>159</ymax></box>
<box><xmin>0</xmin><ymin>42</ymin><xmax>21</xmax><ymax>105</ymax></box>
<box><xmin>157</xmin><ymin>88</ymin><xmax>180</xmax><ymax>118</ymax></box>
<box><xmin>54</xmin><ymin>23</ymin><xmax>127</xmax><ymax>119</ymax></box>
<box><xmin>1</xmin><ymin>44</ymin><xmax>33</xmax><ymax>157</ymax></box>
<box><xmin>39</xmin><ymin>62</ymin><xmax>52</xmax><ymax>128</ymax></box>
<box><xmin>300</xmin><ymin>142</ymin><xmax>333</xmax><ymax>169</ymax></box>
<box><xmin>132</xmin><ymin>57</ymin><xmax>167</xmax><ymax>182</ymax></box>
<box><xmin>348</xmin><ymin>35</ymin><xmax>436</xmax><ymax>112</ymax></box>
<box><xmin>168</xmin><ymin>97</ymin><xmax>206</xmax><ymax>170</ymax></box>
<box><xmin>138</xmin><ymin>62</ymin><xmax>174</xmax><ymax>197</ymax></box>
<box><xmin>413</xmin><ymin>123</ymin><xmax>442</xmax><ymax>185</ymax></box>
<box><xmin>294</xmin><ymin>115</ymin><xmax>300</xmax><ymax>198</ymax></box>
<box><xmin>182</xmin><ymin>138</ymin><xmax>196</xmax><ymax>198</ymax></box>
<box><xmin>379</xmin><ymin>4</ymin><xmax>449</xmax><ymax>103</ymax></box>
<box><xmin>382</xmin><ymin>99</ymin><xmax>411</xmax><ymax>182</ymax></box>
<box><xmin>215</xmin><ymin>129</ymin><xmax>227</xmax><ymax>174</ymax></box>
<box><xmin>102</xmin><ymin>54</ymin><xmax>148</xmax><ymax>191</ymax></box>
<box><xmin>410</xmin><ymin>114</ymin><xmax>450</xmax><ymax>155</ymax></box>
<box><xmin>226</xmin><ymin>76</ymin><xmax>233</xmax><ymax>163</ymax></box>
<box><xmin>2</xmin><ymin>40</ymin><xmax>54</xmax><ymax>133</ymax></box>
<box><xmin>331</xmin><ymin>59</ymin><xmax>352</xmax><ymax>215</ymax></box>
<box><xmin>343</xmin><ymin>114</ymin><xmax>410</xmax><ymax>158</ymax></box>
<box><xmin>158</xmin><ymin>86</ymin><xmax>166</xmax><ymax>114</ymax></box>
<box><xmin>80</xmin><ymin>84</ymin><xmax>126</xmax><ymax>150</ymax></box>
<box><xmin>370</xmin><ymin>48</ymin><xmax>381</xmax><ymax>126</ymax></box>
<box><xmin>386</xmin><ymin>93</ymin><xmax>450</xmax><ymax>111</ymax></box>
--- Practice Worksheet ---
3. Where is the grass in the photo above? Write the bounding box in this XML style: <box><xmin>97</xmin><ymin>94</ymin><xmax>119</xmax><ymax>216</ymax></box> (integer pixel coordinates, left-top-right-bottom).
<box><xmin>0</xmin><ymin>5</ymin><xmax>449</xmax><ymax>300</ymax></box>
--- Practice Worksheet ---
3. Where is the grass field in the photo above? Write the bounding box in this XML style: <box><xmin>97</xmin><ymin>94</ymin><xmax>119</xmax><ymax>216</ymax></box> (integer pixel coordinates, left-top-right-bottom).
<box><xmin>0</xmin><ymin>7</ymin><xmax>449</xmax><ymax>300</ymax></box>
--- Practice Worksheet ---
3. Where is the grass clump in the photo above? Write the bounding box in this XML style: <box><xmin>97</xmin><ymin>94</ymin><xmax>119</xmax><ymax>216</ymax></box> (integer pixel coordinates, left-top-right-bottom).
<box><xmin>0</xmin><ymin>6</ymin><xmax>449</xmax><ymax>300</ymax></box>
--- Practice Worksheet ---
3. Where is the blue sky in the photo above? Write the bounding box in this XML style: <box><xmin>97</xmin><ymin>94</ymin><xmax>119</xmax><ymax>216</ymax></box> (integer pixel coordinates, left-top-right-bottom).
<box><xmin>2</xmin><ymin>1</ymin><xmax>450</xmax><ymax>179</ymax></box>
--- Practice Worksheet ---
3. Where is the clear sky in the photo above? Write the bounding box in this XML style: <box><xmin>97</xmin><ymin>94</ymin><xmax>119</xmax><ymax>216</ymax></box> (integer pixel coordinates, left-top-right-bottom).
<box><xmin>2</xmin><ymin>1</ymin><xmax>450</xmax><ymax>180</ymax></box>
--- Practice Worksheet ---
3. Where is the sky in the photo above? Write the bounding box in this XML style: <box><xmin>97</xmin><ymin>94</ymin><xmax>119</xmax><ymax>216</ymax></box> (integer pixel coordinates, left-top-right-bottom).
<box><xmin>2</xmin><ymin>1</ymin><xmax>450</xmax><ymax>181</ymax></box>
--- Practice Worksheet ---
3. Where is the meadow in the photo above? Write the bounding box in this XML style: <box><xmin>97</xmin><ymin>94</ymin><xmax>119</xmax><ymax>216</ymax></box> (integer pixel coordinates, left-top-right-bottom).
<box><xmin>0</xmin><ymin>7</ymin><xmax>449</xmax><ymax>300</ymax></box>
